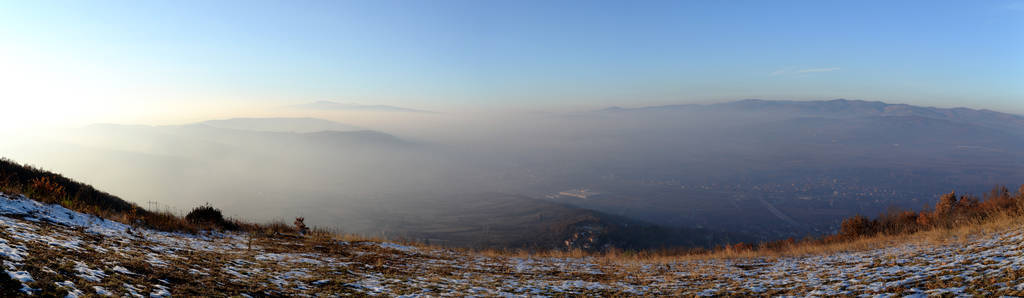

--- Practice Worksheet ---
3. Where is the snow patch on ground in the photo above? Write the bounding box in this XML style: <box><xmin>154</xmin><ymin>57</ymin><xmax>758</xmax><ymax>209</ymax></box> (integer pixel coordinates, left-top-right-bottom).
<box><xmin>377</xmin><ymin>242</ymin><xmax>417</xmax><ymax>252</ymax></box>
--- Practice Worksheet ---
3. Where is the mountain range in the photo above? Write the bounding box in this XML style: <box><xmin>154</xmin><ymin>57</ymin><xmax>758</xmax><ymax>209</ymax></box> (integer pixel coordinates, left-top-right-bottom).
<box><xmin>290</xmin><ymin>101</ymin><xmax>436</xmax><ymax>113</ymax></box>
<box><xmin>603</xmin><ymin>98</ymin><xmax>1024</xmax><ymax>135</ymax></box>
<box><xmin>198</xmin><ymin>117</ymin><xmax>361</xmax><ymax>133</ymax></box>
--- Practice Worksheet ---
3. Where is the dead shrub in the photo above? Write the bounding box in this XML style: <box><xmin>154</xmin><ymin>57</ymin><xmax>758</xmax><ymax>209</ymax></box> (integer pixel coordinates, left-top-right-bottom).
<box><xmin>294</xmin><ymin>217</ymin><xmax>309</xmax><ymax>235</ymax></box>
<box><xmin>935</xmin><ymin>191</ymin><xmax>958</xmax><ymax>216</ymax></box>
<box><xmin>185</xmin><ymin>204</ymin><xmax>238</xmax><ymax>231</ymax></box>
<box><xmin>839</xmin><ymin>215</ymin><xmax>876</xmax><ymax>239</ymax></box>
<box><xmin>731</xmin><ymin>242</ymin><xmax>753</xmax><ymax>251</ymax></box>
<box><xmin>29</xmin><ymin>176</ymin><xmax>65</xmax><ymax>203</ymax></box>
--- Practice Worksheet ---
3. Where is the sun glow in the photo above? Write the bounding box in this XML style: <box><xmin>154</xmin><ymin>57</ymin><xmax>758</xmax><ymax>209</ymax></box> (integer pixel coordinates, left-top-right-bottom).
<box><xmin>0</xmin><ymin>48</ymin><xmax>278</xmax><ymax>131</ymax></box>
<box><xmin>0</xmin><ymin>49</ymin><xmax>115</xmax><ymax>130</ymax></box>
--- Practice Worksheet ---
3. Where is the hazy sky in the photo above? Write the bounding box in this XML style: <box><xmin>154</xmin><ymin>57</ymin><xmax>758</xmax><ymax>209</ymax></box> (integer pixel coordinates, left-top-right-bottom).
<box><xmin>1</xmin><ymin>0</ymin><xmax>1022</xmax><ymax>127</ymax></box>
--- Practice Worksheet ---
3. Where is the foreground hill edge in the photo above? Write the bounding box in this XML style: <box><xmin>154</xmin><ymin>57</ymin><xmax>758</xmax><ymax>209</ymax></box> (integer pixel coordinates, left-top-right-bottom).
<box><xmin>1</xmin><ymin>189</ymin><xmax>1023</xmax><ymax>295</ymax></box>
<box><xmin>0</xmin><ymin>158</ymin><xmax>1023</xmax><ymax>295</ymax></box>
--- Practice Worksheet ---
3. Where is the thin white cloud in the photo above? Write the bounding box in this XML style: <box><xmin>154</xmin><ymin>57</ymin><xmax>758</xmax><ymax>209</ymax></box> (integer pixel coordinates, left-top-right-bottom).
<box><xmin>796</xmin><ymin>67</ymin><xmax>841</xmax><ymax>73</ymax></box>
<box><xmin>771</xmin><ymin>67</ymin><xmax>841</xmax><ymax>76</ymax></box>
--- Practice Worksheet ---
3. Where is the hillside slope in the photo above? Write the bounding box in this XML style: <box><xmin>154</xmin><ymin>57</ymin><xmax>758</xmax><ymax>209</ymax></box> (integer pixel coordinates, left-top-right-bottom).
<box><xmin>1</xmin><ymin>192</ymin><xmax>1023</xmax><ymax>296</ymax></box>
<box><xmin>343</xmin><ymin>193</ymin><xmax>742</xmax><ymax>250</ymax></box>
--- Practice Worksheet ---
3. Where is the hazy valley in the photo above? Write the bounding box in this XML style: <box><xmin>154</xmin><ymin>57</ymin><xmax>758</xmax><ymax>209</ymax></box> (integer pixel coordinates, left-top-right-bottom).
<box><xmin>3</xmin><ymin>99</ymin><xmax>1021</xmax><ymax>250</ymax></box>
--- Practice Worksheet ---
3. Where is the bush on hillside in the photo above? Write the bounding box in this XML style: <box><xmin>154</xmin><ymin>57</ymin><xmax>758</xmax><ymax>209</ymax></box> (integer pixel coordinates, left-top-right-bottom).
<box><xmin>731</xmin><ymin>242</ymin><xmax>753</xmax><ymax>251</ymax></box>
<box><xmin>934</xmin><ymin>191</ymin><xmax>958</xmax><ymax>216</ymax></box>
<box><xmin>186</xmin><ymin>204</ymin><xmax>238</xmax><ymax>230</ymax></box>
<box><xmin>785</xmin><ymin>184</ymin><xmax>1024</xmax><ymax>250</ymax></box>
<box><xmin>876</xmin><ymin>210</ymin><xmax>920</xmax><ymax>235</ymax></box>
<box><xmin>29</xmin><ymin>177</ymin><xmax>65</xmax><ymax>202</ymax></box>
<box><xmin>294</xmin><ymin>217</ymin><xmax>309</xmax><ymax>235</ymax></box>
<box><xmin>839</xmin><ymin>215</ymin><xmax>876</xmax><ymax>239</ymax></box>
<box><xmin>186</xmin><ymin>204</ymin><xmax>224</xmax><ymax>224</ymax></box>
<box><xmin>979</xmin><ymin>186</ymin><xmax>1016</xmax><ymax>214</ymax></box>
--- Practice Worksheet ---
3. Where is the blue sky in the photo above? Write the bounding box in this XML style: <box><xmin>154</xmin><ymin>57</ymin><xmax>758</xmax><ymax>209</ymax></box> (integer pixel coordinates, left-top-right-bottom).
<box><xmin>1</xmin><ymin>0</ymin><xmax>1022</xmax><ymax>120</ymax></box>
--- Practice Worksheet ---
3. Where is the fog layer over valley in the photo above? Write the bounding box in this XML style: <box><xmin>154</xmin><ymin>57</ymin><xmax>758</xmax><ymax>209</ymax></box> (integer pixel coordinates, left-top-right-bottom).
<box><xmin>3</xmin><ymin>99</ymin><xmax>1023</xmax><ymax>249</ymax></box>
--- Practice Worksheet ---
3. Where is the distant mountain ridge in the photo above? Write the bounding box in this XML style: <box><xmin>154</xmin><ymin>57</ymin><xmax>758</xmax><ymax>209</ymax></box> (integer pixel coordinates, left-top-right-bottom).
<box><xmin>76</xmin><ymin>118</ymin><xmax>415</xmax><ymax>162</ymax></box>
<box><xmin>198</xmin><ymin>117</ymin><xmax>359</xmax><ymax>133</ymax></box>
<box><xmin>603</xmin><ymin>99</ymin><xmax>1024</xmax><ymax>134</ymax></box>
<box><xmin>291</xmin><ymin>101</ymin><xmax>436</xmax><ymax>113</ymax></box>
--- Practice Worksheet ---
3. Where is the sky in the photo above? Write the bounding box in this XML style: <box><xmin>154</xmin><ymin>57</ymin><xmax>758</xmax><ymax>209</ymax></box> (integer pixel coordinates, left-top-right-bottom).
<box><xmin>1</xmin><ymin>0</ymin><xmax>1022</xmax><ymax>127</ymax></box>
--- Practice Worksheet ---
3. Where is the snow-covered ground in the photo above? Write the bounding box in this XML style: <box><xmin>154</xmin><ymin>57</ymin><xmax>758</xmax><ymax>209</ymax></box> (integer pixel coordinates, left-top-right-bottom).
<box><xmin>0</xmin><ymin>192</ymin><xmax>1022</xmax><ymax>296</ymax></box>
